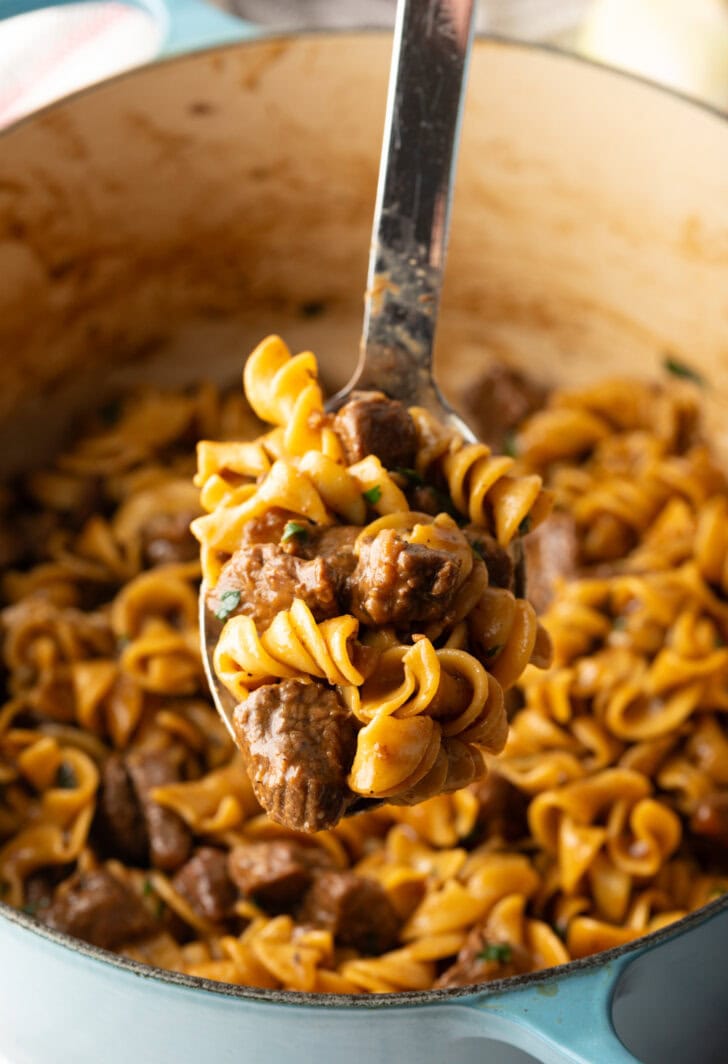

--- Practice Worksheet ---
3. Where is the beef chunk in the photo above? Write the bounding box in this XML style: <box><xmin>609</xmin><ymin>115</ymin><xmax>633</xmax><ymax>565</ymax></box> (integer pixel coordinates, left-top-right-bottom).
<box><xmin>523</xmin><ymin>511</ymin><xmax>579</xmax><ymax>615</ymax></box>
<box><xmin>298</xmin><ymin>871</ymin><xmax>400</xmax><ymax>954</ymax></box>
<box><xmin>239</xmin><ymin>508</ymin><xmax>292</xmax><ymax>547</ymax></box>
<box><xmin>228</xmin><ymin>840</ymin><xmax>335</xmax><ymax>911</ymax></box>
<box><xmin>457</xmin><ymin>365</ymin><xmax>547</xmax><ymax>452</ymax></box>
<box><xmin>126</xmin><ymin>745</ymin><xmax>192</xmax><ymax>872</ymax></box>
<box><xmin>465</xmin><ymin>529</ymin><xmax>514</xmax><ymax>590</ymax></box>
<box><xmin>172</xmin><ymin>847</ymin><xmax>236</xmax><ymax>922</ymax></box>
<box><xmin>23</xmin><ymin>865</ymin><xmax>72</xmax><ymax>916</ymax></box>
<box><xmin>94</xmin><ymin>754</ymin><xmax>149</xmax><ymax>867</ymax></box>
<box><xmin>349</xmin><ymin>529</ymin><xmax>461</xmax><ymax>628</ymax></box>
<box><xmin>142</xmin><ymin>510</ymin><xmax>199</xmax><ymax>567</ymax></box>
<box><xmin>42</xmin><ymin>869</ymin><xmax>153</xmax><ymax>950</ymax></box>
<box><xmin>333</xmin><ymin>391</ymin><xmax>418</xmax><ymax>469</ymax></box>
<box><xmin>435</xmin><ymin>924</ymin><xmax>532</xmax><ymax>988</ymax></box>
<box><xmin>208</xmin><ymin>544</ymin><xmax>340</xmax><ymax>632</ymax></box>
<box><xmin>468</xmin><ymin>771</ymin><xmax>529</xmax><ymax>843</ymax></box>
<box><xmin>232</xmin><ymin>679</ymin><xmax>357</xmax><ymax>832</ymax></box>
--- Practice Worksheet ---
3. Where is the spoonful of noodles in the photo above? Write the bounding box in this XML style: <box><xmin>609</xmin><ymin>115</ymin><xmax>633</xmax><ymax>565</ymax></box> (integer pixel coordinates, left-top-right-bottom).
<box><xmin>194</xmin><ymin>0</ymin><xmax>554</xmax><ymax>832</ymax></box>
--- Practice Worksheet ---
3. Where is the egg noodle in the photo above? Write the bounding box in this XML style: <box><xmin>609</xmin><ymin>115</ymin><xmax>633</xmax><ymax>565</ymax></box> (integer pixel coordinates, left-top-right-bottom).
<box><xmin>0</xmin><ymin>346</ymin><xmax>726</xmax><ymax>993</ymax></box>
<box><xmin>193</xmin><ymin>337</ymin><xmax>551</xmax><ymax>815</ymax></box>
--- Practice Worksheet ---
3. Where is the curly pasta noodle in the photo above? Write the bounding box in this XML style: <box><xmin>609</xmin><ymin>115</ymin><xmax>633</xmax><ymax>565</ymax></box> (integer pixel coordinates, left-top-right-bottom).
<box><xmin>193</xmin><ymin>337</ymin><xmax>549</xmax><ymax>826</ymax></box>
<box><xmin>0</xmin><ymin>355</ymin><xmax>726</xmax><ymax>996</ymax></box>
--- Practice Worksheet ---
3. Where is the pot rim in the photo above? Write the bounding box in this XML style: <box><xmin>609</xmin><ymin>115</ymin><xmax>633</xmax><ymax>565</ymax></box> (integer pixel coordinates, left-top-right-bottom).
<box><xmin>3</xmin><ymin>26</ymin><xmax>728</xmax><ymax>1007</ymax></box>
<box><xmin>2</xmin><ymin>891</ymin><xmax>728</xmax><ymax>1007</ymax></box>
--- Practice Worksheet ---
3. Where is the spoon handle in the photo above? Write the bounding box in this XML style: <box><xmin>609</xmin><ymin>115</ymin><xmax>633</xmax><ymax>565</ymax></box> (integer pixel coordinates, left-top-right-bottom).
<box><xmin>351</xmin><ymin>0</ymin><xmax>476</xmax><ymax>405</ymax></box>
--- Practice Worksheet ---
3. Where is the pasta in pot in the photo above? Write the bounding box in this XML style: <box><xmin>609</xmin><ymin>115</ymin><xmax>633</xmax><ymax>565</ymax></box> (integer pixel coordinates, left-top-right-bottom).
<box><xmin>0</xmin><ymin>351</ymin><xmax>726</xmax><ymax>995</ymax></box>
<box><xmin>192</xmin><ymin>336</ymin><xmax>552</xmax><ymax>831</ymax></box>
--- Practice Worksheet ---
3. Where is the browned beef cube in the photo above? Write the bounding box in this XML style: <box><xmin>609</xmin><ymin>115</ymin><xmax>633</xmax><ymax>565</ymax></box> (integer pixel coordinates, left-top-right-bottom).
<box><xmin>298</xmin><ymin>871</ymin><xmax>400</xmax><ymax>955</ymax></box>
<box><xmin>333</xmin><ymin>391</ymin><xmax>418</xmax><ymax>469</ymax></box>
<box><xmin>126</xmin><ymin>745</ymin><xmax>192</xmax><ymax>872</ymax></box>
<box><xmin>207</xmin><ymin>544</ymin><xmax>340</xmax><ymax>632</ymax></box>
<box><xmin>238</xmin><ymin>508</ymin><xmax>293</xmax><ymax>547</ymax></box>
<box><xmin>465</xmin><ymin>529</ymin><xmax>514</xmax><ymax>590</ymax></box>
<box><xmin>297</xmin><ymin>525</ymin><xmax>359</xmax><ymax>594</ymax></box>
<box><xmin>228</xmin><ymin>840</ymin><xmax>334</xmax><ymax>911</ymax></box>
<box><xmin>172</xmin><ymin>847</ymin><xmax>236</xmax><ymax>922</ymax></box>
<box><xmin>456</xmin><ymin>364</ymin><xmax>547</xmax><ymax>452</ymax></box>
<box><xmin>94</xmin><ymin>753</ymin><xmax>149</xmax><ymax>867</ymax></box>
<box><xmin>142</xmin><ymin>510</ymin><xmax>199</xmax><ymax>567</ymax></box>
<box><xmin>349</xmin><ymin>529</ymin><xmax>461</xmax><ymax>628</ymax></box>
<box><xmin>435</xmin><ymin>924</ymin><xmax>532</xmax><ymax>988</ymax></box>
<box><xmin>232</xmin><ymin>679</ymin><xmax>356</xmax><ymax>833</ymax></box>
<box><xmin>41</xmin><ymin>869</ymin><xmax>153</xmax><ymax>950</ymax></box>
<box><xmin>468</xmin><ymin>771</ymin><xmax>529</xmax><ymax>843</ymax></box>
<box><xmin>523</xmin><ymin>511</ymin><xmax>579</xmax><ymax>615</ymax></box>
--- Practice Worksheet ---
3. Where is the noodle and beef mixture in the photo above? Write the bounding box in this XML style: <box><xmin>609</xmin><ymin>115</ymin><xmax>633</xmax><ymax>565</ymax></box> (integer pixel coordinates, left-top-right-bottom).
<box><xmin>1</xmin><ymin>351</ymin><xmax>727</xmax><ymax>994</ymax></box>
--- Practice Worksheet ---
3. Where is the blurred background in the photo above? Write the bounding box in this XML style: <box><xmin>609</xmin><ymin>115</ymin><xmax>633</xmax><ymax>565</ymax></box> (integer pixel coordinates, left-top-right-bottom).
<box><xmin>2</xmin><ymin>0</ymin><xmax>728</xmax><ymax>128</ymax></box>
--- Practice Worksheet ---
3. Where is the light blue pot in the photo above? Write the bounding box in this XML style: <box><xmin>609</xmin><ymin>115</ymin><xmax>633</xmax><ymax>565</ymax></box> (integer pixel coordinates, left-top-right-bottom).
<box><xmin>1</xmin><ymin>2</ymin><xmax>728</xmax><ymax>1061</ymax></box>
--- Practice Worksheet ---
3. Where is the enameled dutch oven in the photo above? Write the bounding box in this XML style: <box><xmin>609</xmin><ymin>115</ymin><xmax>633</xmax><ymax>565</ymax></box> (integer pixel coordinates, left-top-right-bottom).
<box><xmin>1</xmin><ymin>3</ymin><xmax>728</xmax><ymax>1062</ymax></box>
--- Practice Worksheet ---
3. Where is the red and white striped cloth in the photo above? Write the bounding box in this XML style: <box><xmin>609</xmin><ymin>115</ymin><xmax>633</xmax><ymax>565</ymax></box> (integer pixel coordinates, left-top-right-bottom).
<box><xmin>0</xmin><ymin>2</ymin><xmax>158</xmax><ymax>127</ymax></box>
<box><xmin>0</xmin><ymin>0</ymin><xmax>589</xmax><ymax>129</ymax></box>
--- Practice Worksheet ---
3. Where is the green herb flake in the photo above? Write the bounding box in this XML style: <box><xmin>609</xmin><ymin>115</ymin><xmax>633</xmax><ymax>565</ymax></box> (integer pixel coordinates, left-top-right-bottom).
<box><xmin>518</xmin><ymin>515</ymin><xmax>532</xmax><ymax>536</ymax></box>
<box><xmin>503</xmin><ymin>432</ymin><xmax>519</xmax><ymax>458</ymax></box>
<box><xmin>215</xmin><ymin>589</ymin><xmax>242</xmax><ymax>622</ymax></box>
<box><xmin>362</xmin><ymin>485</ymin><xmax>383</xmax><ymax>506</ymax></box>
<box><xmin>55</xmin><ymin>762</ymin><xmax>77</xmax><ymax>790</ymax></box>
<box><xmin>143</xmin><ymin>878</ymin><xmax>154</xmax><ymax>897</ymax></box>
<box><xmin>393</xmin><ymin>468</ymin><xmax>424</xmax><ymax>486</ymax></box>
<box><xmin>612</xmin><ymin>617</ymin><xmax>627</xmax><ymax>631</ymax></box>
<box><xmin>482</xmin><ymin>644</ymin><xmax>504</xmax><ymax>660</ymax></box>
<box><xmin>281</xmin><ymin>521</ymin><xmax>309</xmax><ymax>543</ymax></box>
<box><xmin>478</xmin><ymin>942</ymin><xmax>512</xmax><ymax>964</ymax></box>
<box><xmin>471</xmin><ymin>541</ymin><xmax>485</xmax><ymax>561</ymax></box>
<box><xmin>155</xmin><ymin>898</ymin><xmax>167</xmax><ymax>920</ymax></box>
<box><xmin>663</xmin><ymin>355</ymin><xmax>705</xmax><ymax>386</ymax></box>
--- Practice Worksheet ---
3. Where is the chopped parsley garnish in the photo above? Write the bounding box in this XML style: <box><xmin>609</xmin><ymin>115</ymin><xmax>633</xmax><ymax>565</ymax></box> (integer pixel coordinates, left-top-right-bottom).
<box><xmin>503</xmin><ymin>432</ymin><xmax>519</xmax><ymax>458</ymax></box>
<box><xmin>282</xmin><ymin>521</ymin><xmax>309</xmax><ymax>543</ymax></box>
<box><xmin>362</xmin><ymin>485</ymin><xmax>383</xmax><ymax>506</ymax></box>
<box><xmin>471</xmin><ymin>541</ymin><xmax>485</xmax><ymax>561</ymax></box>
<box><xmin>155</xmin><ymin>898</ymin><xmax>167</xmax><ymax>919</ymax></box>
<box><xmin>55</xmin><ymin>762</ymin><xmax>77</xmax><ymax>790</ymax></box>
<box><xmin>393</xmin><ymin>468</ymin><xmax>424</xmax><ymax>486</ymax></box>
<box><xmin>482</xmin><ymin>644</ymin><xmax>504</xmax><ymax>660</ymax></box>
<box><xmin>663</xmin><ymin>355</ymin><xmax>705</xmax><ymax>386</ymax></box>
<box><xmin>612</xmin><ymin>616</ymin><xmax>627</xmax><ymax>631</ymax></box>
<box><xmin>215</xmin><ymin>589</ymin><xmax>242</xmax><ymax>622</ymax></box>
<box><xmin>518</xmin><ymin>515</ymin><xmax>532</xmax><ymax>535</ymax></box>
<box><xmin>143</xmin><ymin>878</ymin><xmax>154</xmax><ymax>897</ymax></box>
<box><xmin>478</xmin><ymin>942</ymin><xmax>512</xmax><ymax>964</ymax></box>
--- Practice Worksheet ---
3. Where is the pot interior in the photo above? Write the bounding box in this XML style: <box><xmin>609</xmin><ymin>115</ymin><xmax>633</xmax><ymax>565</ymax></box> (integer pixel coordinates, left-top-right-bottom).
<box><xmin>1</xmin><ymin>33</ymin><xmax>728</xmax><ymax>468</ymax></box>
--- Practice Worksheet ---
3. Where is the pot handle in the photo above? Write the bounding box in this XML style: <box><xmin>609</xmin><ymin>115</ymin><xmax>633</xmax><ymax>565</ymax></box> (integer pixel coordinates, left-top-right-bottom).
<box><xmin>0</xmin><ymin>0</ymin><xmax>258</xmax><ymax>58</ymax></box>
<box><xmin>466</xmin><ymin>950</ymin><xmax>639</xmax><ymax>1064</ymax></box>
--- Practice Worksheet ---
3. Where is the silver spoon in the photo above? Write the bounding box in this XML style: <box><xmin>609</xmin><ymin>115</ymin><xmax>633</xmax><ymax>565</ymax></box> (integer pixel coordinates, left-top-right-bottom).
<box><xmin>202</xmin><ymin>0</ymin><xmax>495</xmax><ymax>810</ymax></box>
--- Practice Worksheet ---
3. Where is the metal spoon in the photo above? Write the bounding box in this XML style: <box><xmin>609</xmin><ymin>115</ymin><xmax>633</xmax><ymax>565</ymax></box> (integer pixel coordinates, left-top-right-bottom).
<box><xmin>202</xmin><ymin>0</ymin><xmax>488</xmax><ymax>809</ymax></box>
